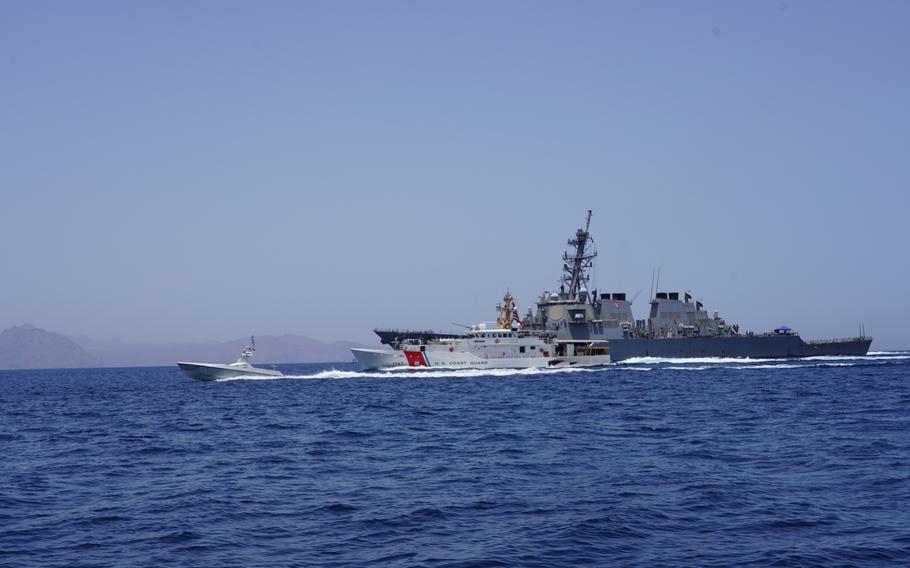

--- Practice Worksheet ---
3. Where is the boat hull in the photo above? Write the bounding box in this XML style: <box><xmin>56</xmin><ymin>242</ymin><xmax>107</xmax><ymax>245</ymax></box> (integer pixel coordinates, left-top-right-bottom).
<box><xmin>606</xmin><ymin>335</ymin><xmax>872</xmax><ymax>362</ymax></box>
<box><xmin>352</xmin><ymin>348</ymin><xmax>610</xmax><ymax>370</ymax></box>
<box><xmin>407</xmin><ymin>352</ymin><xmax>611</xmax><ymax>370</ymax></box>
<box><xmin>177</xmin><ymin>362</ymin><xmax>283</xmax><ymax>381</ymax></box>
<box><xmin>350</xmin><ymin>349</ymin><xmax>408</xmax><ymax>370</ymax></box>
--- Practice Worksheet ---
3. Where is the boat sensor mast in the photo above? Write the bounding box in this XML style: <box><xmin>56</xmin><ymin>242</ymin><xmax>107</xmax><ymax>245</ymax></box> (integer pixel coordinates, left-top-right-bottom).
<box><xmin>238</xmin><ymin>336</ymin><xmax>255</xmax><ymax>363</ymax></box>
<box><xmin>561</xmin><ymin>210</ymin><xmax>597</xmax><ymax>301</ymax></box>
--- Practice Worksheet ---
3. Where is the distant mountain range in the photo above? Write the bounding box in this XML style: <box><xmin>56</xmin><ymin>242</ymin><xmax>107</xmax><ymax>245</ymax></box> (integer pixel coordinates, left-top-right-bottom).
<box><xmin>0</xmin><ymin>324</ymin><xmax>101</xmax><ymax>370</ymax></box>
<box><xmin>0</xmin><ymin>324</ymin><xmax>367</xmax><ymax>370</ymax></box>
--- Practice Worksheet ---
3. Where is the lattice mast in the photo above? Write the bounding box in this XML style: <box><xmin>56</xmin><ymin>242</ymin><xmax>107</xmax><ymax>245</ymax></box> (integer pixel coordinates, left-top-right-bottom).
<box><xmin>496</xmin><ymin>290</ymin><xmax>517</xmax><ymax>329</ymax></box>
<box><xmin>562</xmin><ymin>210</ymin><xmax>596</xmax><ymax>300</ymax></box>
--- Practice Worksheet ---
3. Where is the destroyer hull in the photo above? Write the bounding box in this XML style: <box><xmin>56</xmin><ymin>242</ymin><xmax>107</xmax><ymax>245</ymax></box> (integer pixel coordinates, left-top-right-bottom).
<box><xmin>606</xmin><ymin>336</ymin><xmax>872</xmax><ymax>362</ymax></box>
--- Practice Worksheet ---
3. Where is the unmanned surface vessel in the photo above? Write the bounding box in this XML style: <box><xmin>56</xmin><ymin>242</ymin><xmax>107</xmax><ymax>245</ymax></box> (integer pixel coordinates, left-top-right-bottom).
<box><xmin>177</xmin><ymin>336</ymin><xmax>283</xmax><ymax>381</ymax></box>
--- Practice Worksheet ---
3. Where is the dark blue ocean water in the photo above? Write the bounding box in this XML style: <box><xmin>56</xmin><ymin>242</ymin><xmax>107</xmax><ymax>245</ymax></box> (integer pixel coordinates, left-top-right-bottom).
<box><xmin>2</xmin><ymin>354</ymin><xmax>909</xmax><ymax>567</ymax></box>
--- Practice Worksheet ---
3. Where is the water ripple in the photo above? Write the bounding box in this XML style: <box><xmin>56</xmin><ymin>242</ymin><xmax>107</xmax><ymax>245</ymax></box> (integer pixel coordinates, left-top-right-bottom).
<box><xmin>1</xmin><ymin>357</ymin><xmax>909</xmax><ymax>566</ymax></box>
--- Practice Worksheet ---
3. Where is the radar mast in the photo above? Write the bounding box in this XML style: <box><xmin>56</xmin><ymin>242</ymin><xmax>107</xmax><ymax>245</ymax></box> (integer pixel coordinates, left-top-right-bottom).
<box><xmin>496</xmin><ymin>290</ymin><xmax>517</xmax><ymax>329</ymax></box>
<box><xmin>561</xmin><ymin>210</ymin><xmax>596</xmax><ymax>300</ymax></box>
<box><xmin>238</xmin><ymin>336</ymin><xmax>255</xmax><ymax>363</ymax></box>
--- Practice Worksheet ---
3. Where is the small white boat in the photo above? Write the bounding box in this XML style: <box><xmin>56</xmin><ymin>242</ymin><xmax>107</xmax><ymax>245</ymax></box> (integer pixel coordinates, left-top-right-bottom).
<box><xmin>177</xmin><ymin>336</ymin><xmax>282</xmax><ymax>381</ymax></box>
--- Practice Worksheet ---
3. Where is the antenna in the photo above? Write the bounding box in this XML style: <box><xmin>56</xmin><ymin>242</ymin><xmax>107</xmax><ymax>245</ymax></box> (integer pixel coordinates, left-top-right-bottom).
<box><xmin>561</xmin><ymin>210</ymin><xmax>597</xmax><ymax>300</ymax></box>
<box><xmin>630</xmin><ymin>290</ymin><xmax>642</xmax><ymax>305</ymax></box>
<box><xmin>649</xmin><ymin>268</ymin><xmax>655</xmax><ymax>300</ymax></box>
<box><xmin>655</xmin><ymin>267</ymin><xmax>661</xmax><ymax>296</ymax></box>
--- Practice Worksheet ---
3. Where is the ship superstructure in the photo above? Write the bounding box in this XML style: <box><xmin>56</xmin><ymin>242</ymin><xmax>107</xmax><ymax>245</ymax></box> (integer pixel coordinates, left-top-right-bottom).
<box><xmin>522</xmin><ymin>211</ymin><xmax>871</xmax><ymax>360</ymax></box>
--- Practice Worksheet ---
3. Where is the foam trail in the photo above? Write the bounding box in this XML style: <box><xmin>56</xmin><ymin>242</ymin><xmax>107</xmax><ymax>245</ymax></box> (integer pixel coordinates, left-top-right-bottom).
<box><xmin>217</xmin><ymin>365</ymin><xmax>609</xmax><ymax>381</ymax></box>
<box><xmin>621</xmin><ymin>354</ymin><xmax>908</xmax><ymax>366</ymax></box>
<box><xmin>213</xmin><ymin>354</ymin><xmax>905</xmax><ymax>381</ymax></box>
<box><xmin>731</xmin><ymin>364</ymin><xmax>805</xmax><ymax>370</ymax></box>
<box><xmin>803</xmin><ymin>354</ymin><xmax>910</xmax><ymax>361</ymax></box>
<box><xmin>732</xmin><ymin>361</ymin><xmax>895</xmax><ymax>370</ymax></box>
<box><xmin>620</xmin><ymin>356</ymin><xmax>789</xmax><ymax>365</ymax></box>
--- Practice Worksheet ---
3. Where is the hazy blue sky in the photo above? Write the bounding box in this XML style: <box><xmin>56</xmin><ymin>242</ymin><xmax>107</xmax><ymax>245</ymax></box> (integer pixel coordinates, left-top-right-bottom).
<box><xmin>2</xmin><ymin>1</ymin><xmax>908</xmax><ymax>348</ymax></box>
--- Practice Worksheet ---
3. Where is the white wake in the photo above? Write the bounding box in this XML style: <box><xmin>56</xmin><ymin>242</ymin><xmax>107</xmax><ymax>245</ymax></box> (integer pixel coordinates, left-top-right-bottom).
<box><xmin>215</xmin><ymin>365</ymin><xmax>613</xmax><ymax>381</ymax></box>
<box><xmin>211</xmin><ymin>352</ymin><xmax>907</xmax><ymax>381</ymax></box>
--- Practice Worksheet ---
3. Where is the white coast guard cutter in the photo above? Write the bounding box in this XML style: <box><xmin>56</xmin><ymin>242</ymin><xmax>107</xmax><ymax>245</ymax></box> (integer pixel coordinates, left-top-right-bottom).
<box><xmin>351</xmin><ymin>292</ymin><xmax>611</xmax><ymax>370</ymax></box>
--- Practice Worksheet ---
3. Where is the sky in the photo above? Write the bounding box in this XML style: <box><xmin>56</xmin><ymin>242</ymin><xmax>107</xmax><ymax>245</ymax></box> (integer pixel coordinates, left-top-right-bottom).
<box><xmin>1</xmin><ymin>1</ymin><xmax>908</xmax><ymax>348</ymax></box>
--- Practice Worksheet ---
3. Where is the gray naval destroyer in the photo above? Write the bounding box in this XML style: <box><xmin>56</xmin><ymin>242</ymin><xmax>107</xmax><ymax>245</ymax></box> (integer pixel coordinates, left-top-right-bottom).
<box><xmin>373</xmin><ymin>211</ymin><xmax>872</xmax><ymax>361</ymax></box>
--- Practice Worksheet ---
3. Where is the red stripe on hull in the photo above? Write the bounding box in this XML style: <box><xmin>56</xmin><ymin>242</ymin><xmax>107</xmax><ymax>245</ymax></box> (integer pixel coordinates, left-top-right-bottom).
<box><xmin>404</xmin><ymin>351</ymin><xmax>428</xmax><ymax>367</ymax></box>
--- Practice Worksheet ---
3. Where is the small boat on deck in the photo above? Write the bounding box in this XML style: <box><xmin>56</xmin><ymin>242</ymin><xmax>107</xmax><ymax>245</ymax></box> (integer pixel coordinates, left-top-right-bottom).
<box><xmin>177</xmin><ymin>336</ymin><xmax>282</xmax><ymax>381</ymax></box>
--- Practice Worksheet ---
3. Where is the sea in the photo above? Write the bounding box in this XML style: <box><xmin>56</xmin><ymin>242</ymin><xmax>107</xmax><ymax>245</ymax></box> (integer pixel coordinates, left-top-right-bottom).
<box><xmin>2</xmin><ymin>353</ymin><xmax>909</xmax><ymax>567</ymax></box>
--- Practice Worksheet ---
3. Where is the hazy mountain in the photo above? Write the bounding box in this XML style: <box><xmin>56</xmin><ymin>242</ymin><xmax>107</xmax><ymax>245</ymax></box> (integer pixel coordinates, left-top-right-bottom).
<box><xmin>0</xmin><ymin>324</ymin><xmax>101</xmax><ymax>370</ymax></box>
<box><xmin>69</xmin><ymin>333</ymin><xmax>364</xmax><ymax>368</ymax></box>
<box><xmin>0</xmin><ymin>325</ymin><xmax>367</xmax><ymax>370</ymax></box>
